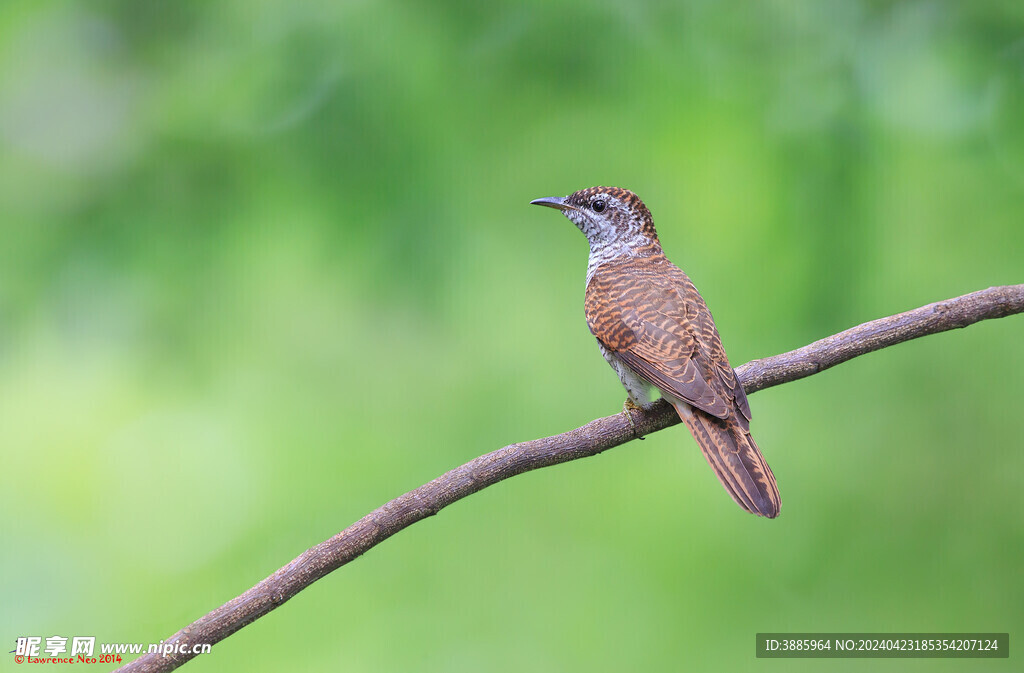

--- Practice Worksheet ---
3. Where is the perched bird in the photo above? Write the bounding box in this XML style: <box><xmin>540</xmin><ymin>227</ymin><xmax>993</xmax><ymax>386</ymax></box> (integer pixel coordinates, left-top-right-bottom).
<box><xmin>531</xmin><ymin>186</ymin><xmax>780</xmax><ymax>518</ymax></box>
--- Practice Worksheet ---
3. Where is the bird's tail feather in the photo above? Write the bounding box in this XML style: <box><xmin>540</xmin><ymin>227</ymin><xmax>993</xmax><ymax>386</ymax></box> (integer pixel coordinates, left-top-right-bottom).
<box><xmin>674</xmin><ymin>403</ymin><xmax>780</xmax><ymax>518</ymax></box>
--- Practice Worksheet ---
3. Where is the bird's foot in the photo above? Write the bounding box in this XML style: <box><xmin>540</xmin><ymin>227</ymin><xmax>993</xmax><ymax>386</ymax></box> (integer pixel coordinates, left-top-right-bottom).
<box><xmin>622</xmin><ymin>399</ymin><xmax>646</xmax><ymax>440</ymax></box>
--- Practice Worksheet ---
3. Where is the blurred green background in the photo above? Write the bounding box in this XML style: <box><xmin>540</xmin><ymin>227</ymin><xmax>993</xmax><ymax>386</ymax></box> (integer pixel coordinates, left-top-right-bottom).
<box><xmin>2</xmin><ymin>0</ymin><xmax>1023</xmax><ymax>671</ymax></box>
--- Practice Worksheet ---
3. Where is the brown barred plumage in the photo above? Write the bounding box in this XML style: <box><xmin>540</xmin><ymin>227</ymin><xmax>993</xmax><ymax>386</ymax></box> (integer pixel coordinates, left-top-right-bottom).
<box><xmin>533</xmin><ymin>186</ymin><xmax>781</xmax><ymax>518</ymax></box>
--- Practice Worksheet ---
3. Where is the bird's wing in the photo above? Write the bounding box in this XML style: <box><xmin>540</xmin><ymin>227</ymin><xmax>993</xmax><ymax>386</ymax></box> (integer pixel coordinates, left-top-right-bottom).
<box><xmin>585</xmin><ymin>260</ymin><xmax>751</xmax><ymax>426</ymax></box>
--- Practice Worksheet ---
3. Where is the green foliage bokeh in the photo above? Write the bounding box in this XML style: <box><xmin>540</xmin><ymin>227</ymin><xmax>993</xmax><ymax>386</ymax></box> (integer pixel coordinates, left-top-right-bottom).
<box><xmin>2</xmin><ymin>1</ymin><xmax>1022</xmax><ymax>671</ymax></box>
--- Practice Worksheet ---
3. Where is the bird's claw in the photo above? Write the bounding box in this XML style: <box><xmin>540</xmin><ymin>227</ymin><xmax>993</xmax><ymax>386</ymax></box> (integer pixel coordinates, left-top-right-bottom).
<box><xmin>622</xmin><ymin>399</ymin><xmax>646</xmax><ymax>440</ymax></box>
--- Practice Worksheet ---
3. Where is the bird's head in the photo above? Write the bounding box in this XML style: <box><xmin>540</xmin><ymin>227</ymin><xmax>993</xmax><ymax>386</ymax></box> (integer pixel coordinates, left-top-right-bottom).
<box><xmin>530</xmin><ymin>186</ymin><xmax>659</xmax><ymax>253</ymax></box>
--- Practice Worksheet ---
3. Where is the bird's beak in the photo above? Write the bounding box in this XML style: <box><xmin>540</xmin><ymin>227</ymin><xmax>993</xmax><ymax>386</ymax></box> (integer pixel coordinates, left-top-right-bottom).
<box><xmin>530</xmin><ymin>196</ymin><xmax>571</xmax><ymax>211</ymax></box>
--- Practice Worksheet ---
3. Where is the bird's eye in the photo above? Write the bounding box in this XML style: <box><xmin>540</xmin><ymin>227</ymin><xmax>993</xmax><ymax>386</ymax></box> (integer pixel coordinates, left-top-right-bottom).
<box><xmin>591</xmin><ymin>199</ymin><xmax>606</xmax><ymax>212</ymax></box>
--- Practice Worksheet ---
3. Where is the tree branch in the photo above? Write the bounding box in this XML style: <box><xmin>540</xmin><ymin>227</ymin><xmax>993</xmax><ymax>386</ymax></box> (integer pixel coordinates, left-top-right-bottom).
<box><xmin>117</xmin><ymin>284</ymin><xmax>1024</xmax><ymax>672</ymax></box>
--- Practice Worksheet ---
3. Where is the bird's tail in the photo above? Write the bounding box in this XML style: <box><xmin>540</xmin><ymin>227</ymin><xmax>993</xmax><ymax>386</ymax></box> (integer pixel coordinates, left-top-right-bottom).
<box><xmin>673</xmin><ymin>402</ymin><xmax>781</xmax><ymax>518</ymax></box>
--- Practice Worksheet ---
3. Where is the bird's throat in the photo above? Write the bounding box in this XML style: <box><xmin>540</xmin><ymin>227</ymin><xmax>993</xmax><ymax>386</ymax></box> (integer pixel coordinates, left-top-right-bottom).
<box><xmin>585</xmin><ymin>236</ymin><xmax>661</xmax><ymax>287</ymax></box>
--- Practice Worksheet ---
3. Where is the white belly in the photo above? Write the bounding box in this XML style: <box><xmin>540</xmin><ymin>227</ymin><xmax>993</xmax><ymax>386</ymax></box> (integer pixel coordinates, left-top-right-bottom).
<box><xmin>596</xmin><ymin>341</ymin><xmax>654</xmax><ymax>407</ymax></box>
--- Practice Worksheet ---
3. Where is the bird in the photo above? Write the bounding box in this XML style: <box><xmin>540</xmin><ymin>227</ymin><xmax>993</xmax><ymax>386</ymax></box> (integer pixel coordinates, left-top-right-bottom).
<box><xmin>531</xmin><ymin>186</ymin><xmax>780</xmax><ymax>518</ymax></box>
